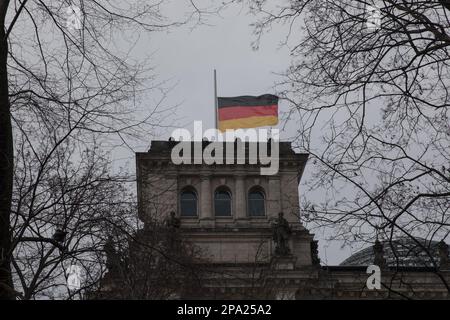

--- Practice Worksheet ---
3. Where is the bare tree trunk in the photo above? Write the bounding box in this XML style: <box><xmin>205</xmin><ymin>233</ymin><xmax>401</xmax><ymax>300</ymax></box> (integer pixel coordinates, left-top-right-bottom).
<box><xmin>0</xmin><ymin>0</ymin><xmax>14</xmax><ymax>300</ymax></box>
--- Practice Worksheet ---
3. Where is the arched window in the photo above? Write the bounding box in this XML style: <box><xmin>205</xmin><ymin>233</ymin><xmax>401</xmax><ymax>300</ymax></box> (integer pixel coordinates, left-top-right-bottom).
<box><xmin>180</xmin><ymin>188</ymin><xmax>198</xmax><ymax>217</ymax></box>
<box><xmin>248</xmin><ymin>188</ymin><xmax>265</xmax><ymax>217</ymax></box>
<box><xmin>214</xmin><ymin>187</ymin><xmax>232</xmax><ymax>217</ymax></box>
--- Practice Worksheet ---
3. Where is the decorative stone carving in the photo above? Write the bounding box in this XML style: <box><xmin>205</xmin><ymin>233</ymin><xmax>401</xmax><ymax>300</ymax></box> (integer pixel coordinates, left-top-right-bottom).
<box><xmin>311</xmin><ymin>240</ymin><xmax>320</xmax><ymax>266</ymax></box>
<box><xmin>438</xmin><ymin>240</ymin><xmax>450</xmax><ymax>270</ymax></box>
<box><xmin>272</xmin><ymin>255</ymin><xmax>297</xmax><ymax>270</ymax></box>
<box><xmin>373</xmin><ymin>239</ymin><xmax>387</xmax><ymax>268</ymax></box>
<box><xmin>272</xmin><ymin>212</ymin><xmax>291</xmax><ymax>255</ymax></box>
<box><xmin>166</xmin><ymin>211</ymin><xmax>181</xmax><ymax>229</ymax></box>
<box><xmin>104</xmin><ymin>236</ymin><xmax>120</xmax><ymax>275</ymax></box>
<box><xmin>165</xmin><ymin>211</ymin><xmax>181</xmax><ymax>250</ymax></box>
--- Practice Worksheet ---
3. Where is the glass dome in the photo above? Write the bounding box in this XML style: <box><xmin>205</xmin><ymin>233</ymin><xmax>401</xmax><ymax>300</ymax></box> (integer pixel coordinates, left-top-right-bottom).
<box><xmin>340</xmin><ymin>237</ymin><xmax>445</xmax><ymax>267</ymax></box>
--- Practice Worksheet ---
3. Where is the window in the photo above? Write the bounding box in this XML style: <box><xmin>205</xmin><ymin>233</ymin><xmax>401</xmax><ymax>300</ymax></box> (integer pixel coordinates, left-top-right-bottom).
<box><xmin>214</xmin><ymin>187</ymin><xmax>232</xmax><ymax>217</ymax></box>
<box><xmin>180</xmin><ymin>188</ymin><xmax>197</xmax><ymax>217</ymax></box>
<box><xmin>248</xmin><ymin>188</ymin><xmax>265</xmax><ymax>217</ymax></box>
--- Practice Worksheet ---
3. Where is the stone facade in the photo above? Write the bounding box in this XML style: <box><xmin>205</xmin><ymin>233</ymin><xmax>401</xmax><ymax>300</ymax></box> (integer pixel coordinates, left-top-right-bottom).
<box><xmin>132</xmin><ymin>140</ymin><xmax>450</xmax><ymax>300</ymax></box>
<box><xmin>136</xmin><ymin>140</ymin><xmax>312</xmax><ymax>267</ymax></box>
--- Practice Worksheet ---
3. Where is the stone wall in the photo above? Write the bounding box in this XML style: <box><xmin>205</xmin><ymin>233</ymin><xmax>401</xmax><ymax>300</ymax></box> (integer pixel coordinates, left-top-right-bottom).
<box><xmin>136</xmin><ymin>140</ymin><xmax>311</xmax><ymax>264</ymax></box>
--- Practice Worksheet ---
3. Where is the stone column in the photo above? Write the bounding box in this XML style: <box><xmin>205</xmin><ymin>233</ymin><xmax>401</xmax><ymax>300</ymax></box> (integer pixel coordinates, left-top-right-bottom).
<box><xmin>267</xmin><ymin>176</ymin><xmax>281</xmax><ymax>219</ymax></box>
<box><xmin>235</xmin><ymin>175</ymin><xmax>246</xmax><ymax>220</ymax></box>
<box><xmin>200</xmin><ymin>175</ymin><xmax>213</xmax><ymax>226</ymax></box>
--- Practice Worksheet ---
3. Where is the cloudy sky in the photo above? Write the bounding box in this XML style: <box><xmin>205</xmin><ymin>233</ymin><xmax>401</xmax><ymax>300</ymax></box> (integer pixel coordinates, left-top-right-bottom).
<box><xmin>149</xmin><ymin>3</ymin><xmax>292</xmax><ymax>133</ymax></box>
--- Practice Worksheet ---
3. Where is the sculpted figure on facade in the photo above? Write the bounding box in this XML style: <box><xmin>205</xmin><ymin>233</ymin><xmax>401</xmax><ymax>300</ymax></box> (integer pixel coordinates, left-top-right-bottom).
<box><xmin>272</xmin><ymin>212</ymin><xmax>292</xmax><ymax>256</ymax></box>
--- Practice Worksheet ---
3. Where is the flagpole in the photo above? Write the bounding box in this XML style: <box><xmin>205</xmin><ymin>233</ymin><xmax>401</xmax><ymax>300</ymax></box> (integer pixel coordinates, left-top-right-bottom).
<box><xmin>214</xmin><ymin>69</ymin><xmax>218</xmax><ymax>131</ymax></box>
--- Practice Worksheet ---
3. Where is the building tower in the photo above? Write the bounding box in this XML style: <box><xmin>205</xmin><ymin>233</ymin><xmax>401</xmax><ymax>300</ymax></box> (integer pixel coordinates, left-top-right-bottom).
<box><xmin>136</xmin><ymin>139</ymin><xmax>318</xmax><ymax>298</ymax></box>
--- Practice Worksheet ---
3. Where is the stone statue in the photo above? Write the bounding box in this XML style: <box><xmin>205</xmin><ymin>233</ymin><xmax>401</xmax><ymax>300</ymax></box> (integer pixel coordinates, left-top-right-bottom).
<box><xmin>166</xmin><ymin>211</ymin><xmax>181</xmax><ymax>250</ymax></box>
<box><xmin>166</xmin><ymin>211</ymin><xmax>181</xmax><ymax>230</ymax></box>
<box><xmin>104</xmin><ymin>236</ymin><xmax>120</xmax><ymax>275</ymax></box>
<box><xmin>272</xmin><ymin>212</ymin><xmax>292</xmax><ymax>255</ymax></box>
<box><xmin>373</xmin><ymin>239</ymin><xmax>386</xmax><ymax>268</ymax></box>
<box><xmin>311</xmin><ymin>240</ymin><xmax>320</xmax><ymax>265</ymax></box>
<box><xmin>438</xmin><ymin>240</ymin><xmax>450</xmax><ymax>270</ymax></box>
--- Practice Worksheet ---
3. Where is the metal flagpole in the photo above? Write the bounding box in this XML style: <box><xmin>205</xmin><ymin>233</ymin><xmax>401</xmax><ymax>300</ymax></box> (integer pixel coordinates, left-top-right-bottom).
<box><xmin>214</xmin><ymin>69</ymin><xmax>218</xmax><ymax>131</ymax></box>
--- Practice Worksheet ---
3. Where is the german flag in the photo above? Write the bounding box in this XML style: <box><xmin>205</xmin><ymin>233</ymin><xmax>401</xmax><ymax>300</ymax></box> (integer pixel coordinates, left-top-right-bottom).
<box><xmin>217</xmin><ymin>94</ymin><xmax>279</xmax><ymax>131</ymax></box>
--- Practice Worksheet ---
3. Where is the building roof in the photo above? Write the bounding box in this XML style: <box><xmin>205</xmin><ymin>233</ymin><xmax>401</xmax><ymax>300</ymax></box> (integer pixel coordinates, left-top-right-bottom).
<box><xmin>146</xmin><ymin>139</ymin><xmax>304</xmax><ymax>156</ymax></box>
<box><xmin>340</xmin><ymin>237</ymin><xmax>445</xmax><ymax>268</ymax></box>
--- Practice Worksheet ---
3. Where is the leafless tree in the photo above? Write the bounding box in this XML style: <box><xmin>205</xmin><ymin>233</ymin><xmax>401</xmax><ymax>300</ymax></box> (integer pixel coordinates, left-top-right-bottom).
<box><xmin>11</xmin><ymin>126</ymin><xmax>210</xmax><ymax>299</ymax></box>
<box><xmin>90</xmin><ymin>220</ymin><xmax>208</xmax><ymax>300</ymax></box>
<box><xmin>0</xmin><ymin>0</ymin><xmax>217</xmax><ymax>299</ymax></box>
<box><xmin>240</xmin><ymin>0</ymin><xmax>450</xmax><ymax>291</ymax></box>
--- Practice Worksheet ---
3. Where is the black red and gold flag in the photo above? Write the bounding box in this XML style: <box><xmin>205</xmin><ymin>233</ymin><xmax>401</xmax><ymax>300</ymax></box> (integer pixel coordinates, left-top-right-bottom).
<box><xmin>217</xmin><ymin>94</ymin><xmax>278</xmax><ymax>131</ymax></box>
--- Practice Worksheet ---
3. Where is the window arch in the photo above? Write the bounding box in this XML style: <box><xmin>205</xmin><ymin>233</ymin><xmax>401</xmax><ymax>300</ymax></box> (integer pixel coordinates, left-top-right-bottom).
<box><xmin>180</xmin><ymin>187</ymin><xmax>198</xmax><ymax>217</ymax></box>
<box><xmin>214</xmin><ymin>187</ymin><xmax>232</xmax><ymax>217</ymax></box>
<box><xmin>248</xmin><ymin>187</ymin><xmax>265</xmax><ymax>217</ymax></box>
